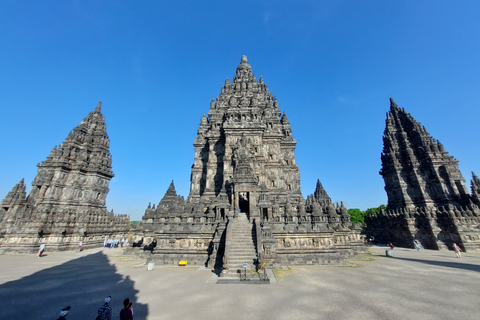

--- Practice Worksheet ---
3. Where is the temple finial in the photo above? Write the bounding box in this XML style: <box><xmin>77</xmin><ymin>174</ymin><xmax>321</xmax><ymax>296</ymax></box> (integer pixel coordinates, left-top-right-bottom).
<box><xmin>389</xmin><ymin>98</ymin><xmax>399</xmax><ymax>110</ymax></box>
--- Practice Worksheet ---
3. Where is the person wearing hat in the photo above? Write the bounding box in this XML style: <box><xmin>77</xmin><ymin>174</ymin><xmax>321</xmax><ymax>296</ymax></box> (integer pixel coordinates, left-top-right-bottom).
<box><xmin>97</xmin><ymin>296</ymin><xmax>112</xmax><ymax>320</ymax></box>
<box><xmin>56</xmin><ymin>306</ymin><xmax>71</xmax><ymax>320</ymax></box>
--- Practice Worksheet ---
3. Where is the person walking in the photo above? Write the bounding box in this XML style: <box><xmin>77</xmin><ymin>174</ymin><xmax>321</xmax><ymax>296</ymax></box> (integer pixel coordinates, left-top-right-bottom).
<box><xmin>97</xmin><ymin>296</ymin><xmax>112</xmax><ymax>320</ymax></box>
<box><xmin>453</xmin><ymin>243</ymin><xmax>462</xmax><ymax>258</ymax></box>
<box><xmin>414</xmin><ymin>240</ymin><xmax>420</xmax><ymax>252</ymax></box>
<box><xmin>120</xmin><ymin>298</ymin><xmax>133</xmax><ymax>320</ymax></box>
<box><xmin>37</xmin><ymin>243</ymin><xmax>45</xmax><ymax>258</ymax></box>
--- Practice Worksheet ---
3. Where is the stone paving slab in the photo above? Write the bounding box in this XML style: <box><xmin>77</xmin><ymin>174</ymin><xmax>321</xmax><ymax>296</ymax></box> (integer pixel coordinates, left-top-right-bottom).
<box><xmin>0</xmin><ymin>245</ymin><xmax>479</xmax><ymax>320</ymax></box>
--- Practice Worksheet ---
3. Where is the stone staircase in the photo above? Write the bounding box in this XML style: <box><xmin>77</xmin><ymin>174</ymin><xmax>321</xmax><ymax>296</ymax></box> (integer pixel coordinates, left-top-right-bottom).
<box><xmin>221</xmin><ymin>212</ymin><xmax>258</xmax><ymax>279</ymax></box>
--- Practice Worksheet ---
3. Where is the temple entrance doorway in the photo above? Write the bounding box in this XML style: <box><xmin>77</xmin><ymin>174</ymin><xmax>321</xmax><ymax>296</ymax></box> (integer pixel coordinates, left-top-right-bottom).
<box><xmin>238</xmin><ymin>192</ymin><xmax>250</xmax><ymax>217</ymax></box>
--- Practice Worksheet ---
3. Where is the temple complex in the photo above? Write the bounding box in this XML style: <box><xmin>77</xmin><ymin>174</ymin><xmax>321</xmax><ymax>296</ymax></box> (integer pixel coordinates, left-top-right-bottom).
<box><xmin>366</xmin><ymin>99</ymin><xmax>480</xmax><ymax>251</ymax></box>
<box><xmin>0</xmin><ymin>103</ymin><xmax>129</xmax><ymax>252</ymax></box>
<box><xmin>136</xmin><ymin>56</ymin><xmax>365</xmax><ymax>271</ymax></box>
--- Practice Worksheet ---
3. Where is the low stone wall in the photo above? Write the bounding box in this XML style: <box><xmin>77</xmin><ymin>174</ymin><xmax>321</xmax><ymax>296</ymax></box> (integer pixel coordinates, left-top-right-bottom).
<box><xmin>0</xmin><ymin>233</ymin><xmax>127</xmax><ymax>254</ymax></box>
<box><xmin>148</xmin><ymin>250</ymin><xmax>211</xmax><ymax>267</ymax></box>
<box><xmin>365</xmin><ymin>206</ymin><xmax>480</xmax><ymax>252</ymax></box>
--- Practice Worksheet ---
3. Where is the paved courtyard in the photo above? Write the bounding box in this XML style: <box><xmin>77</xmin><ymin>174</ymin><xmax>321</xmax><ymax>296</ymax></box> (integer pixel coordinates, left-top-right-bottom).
<box><xmin>0</xmin><ymin>245</ymin><xmax>478</xmax><ymax>320</ymax></box>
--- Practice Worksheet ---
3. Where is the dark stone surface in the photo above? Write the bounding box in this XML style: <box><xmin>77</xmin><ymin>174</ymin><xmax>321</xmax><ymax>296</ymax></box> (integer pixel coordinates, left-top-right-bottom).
<box><xmin>0</xmin><ymin>102</ymin><xmax>129</xmax><ymax>252</ymax></box>
<box><xmin>137</xmin><ymin>56</ymin><xmax>364</xmax><ymax>268</ymax></box>
<box><xmin>366</xmin><ymin>98</ymin><xmax>480</xmax><ymax>251</ymax></box>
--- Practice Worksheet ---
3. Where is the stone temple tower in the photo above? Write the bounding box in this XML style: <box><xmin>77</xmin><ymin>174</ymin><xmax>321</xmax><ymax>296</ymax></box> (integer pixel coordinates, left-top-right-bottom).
<box><xmin>0</xmin><ymin>102</ymin><xmax>129</xmax><ymax>252</ymax></box>
<box><xmin>188</xmin><ymin>55</ymin><xmax>303</xmax><ymax>219</ymax></box>
<box><xmin>139</xmin><ymin>56</ymin><xmax>365</xmax><ymax>271</ymax></box>
<box><xmin>380</xmin><ymin>98</ymin><xmax>469</xmax><ymax>208</ymax></box>
<box><xmin>366</xmin><ymin>99</ymin><xmax>480</xmax><ymax>251</ymax></box>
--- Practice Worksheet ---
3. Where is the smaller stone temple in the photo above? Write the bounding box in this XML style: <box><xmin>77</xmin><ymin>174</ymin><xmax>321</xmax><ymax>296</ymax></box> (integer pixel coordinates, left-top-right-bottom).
<box><xmin>366</xmin><ymin>99</ymin><xmax>480</xmax><ymax>251</ymax></box>
<box><xmin>0</xmin><ymin>102</ymin><xmax>130</xmax><ymax>252</ymax></box>
<box><xmin>134</xmin><ymin>56</ymin><xmax>365</xmax><ymax>271</ymax></box>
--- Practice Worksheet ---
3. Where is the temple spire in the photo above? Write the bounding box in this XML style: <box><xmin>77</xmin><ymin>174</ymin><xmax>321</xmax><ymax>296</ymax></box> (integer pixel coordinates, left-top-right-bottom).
<box><xmin>0</xmin><ymin>178</ymin><xmax>27</xmax><ymax>206</ymax></box>
<box><xmin>39</xmin><ymin>102</ymin><xmax>113</xmax><ymax>178</ymax></box>
<box><xmin>381</xmin><ymin>99</ymin><xmax>467</xmax><ymax>209</ymax></box>
<box><xmin>314</xmin><ymin>179</ymin><xmax>331</xmax><ymax>204</ymax></box>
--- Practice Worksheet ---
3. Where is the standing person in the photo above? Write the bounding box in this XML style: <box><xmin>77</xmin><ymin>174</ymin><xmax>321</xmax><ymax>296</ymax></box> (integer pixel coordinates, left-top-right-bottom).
<box><xmin>56</xmin><ymin>306</ymin><xmax>71</xmax><ymax>320</ymax></box>
<box><xmin>120</xmin><ymin>298</ymin><xmax>133</xmax><ymax>320</ymax></box>
<box><xmin>389</xmin><ymin>243</ymin><xmax>394</xmax><ymax>250</ymax></box>
<box><xmin>414</xmin><ymin>240</ymin><xmax>420</xmax><ymax>252</ymax></box>
<box><xmin>97</xmin><ymin>296</ymin><xmax>112</xmax><ymax>320</ymax></box>
<box><xmin>37</xmin><ymin>243</ymin><xmax>45</xmax><ymax>258</ymax></box>
<box><xmin>453</xmin><ymin>243</ymin><xmax>462</xmax><ymax>258</ymax></box>
<box><xmin>78</xmin><ymin>241</ymin><xmax>83</xmax><ymax>252</ymax></box>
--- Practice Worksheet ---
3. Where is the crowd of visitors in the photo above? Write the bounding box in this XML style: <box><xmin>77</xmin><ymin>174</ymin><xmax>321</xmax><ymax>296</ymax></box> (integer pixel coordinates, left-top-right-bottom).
<box><xmin>55</xmin><ymin>296</ymin><xmax>134</xmax><ymax>320</ymax></box>
<box><xmin>104</xmin><ymin>238</ymin><xmax>127</xmax><ymax>248</ymax></box>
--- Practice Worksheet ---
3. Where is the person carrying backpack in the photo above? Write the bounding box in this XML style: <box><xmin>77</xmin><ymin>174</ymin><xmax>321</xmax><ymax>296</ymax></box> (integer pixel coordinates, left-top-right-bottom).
<box><xmin>97</xmin><ymin>296</ymin><xmax>112</xmax><ymax>320</ymax></box>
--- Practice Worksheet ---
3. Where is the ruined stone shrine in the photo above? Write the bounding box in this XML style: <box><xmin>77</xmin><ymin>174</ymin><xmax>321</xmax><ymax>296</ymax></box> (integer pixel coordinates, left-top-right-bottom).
<box><xmin>366</xmin><ymin>99</ymin><xmax>480</xmax><ymax>251</ymax></box>
<box><xmin>137</xmin><ymin>56</ymin><xmax>365</xmax><ymax>271</ymax></box>
<box><xmin>0</xmin><ymin>103</ymin><xmax>129</xmax><ymax>252</ymax></box>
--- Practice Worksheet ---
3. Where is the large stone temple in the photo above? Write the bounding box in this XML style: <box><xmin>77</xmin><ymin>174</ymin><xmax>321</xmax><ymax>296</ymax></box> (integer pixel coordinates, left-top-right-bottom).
<box><xmin>0</xmin><ymin>103</ymin><xmax>129</xmax><ymax>252</ymax></box>
<box><xmin>136</xmin><ymin>56</ymin><xmax>365</xmax><ymax>270</ymax></box>
<box><xmin>366</xmin><ymin>99</ymin><xmax>480</xmax><ymax>251</ymax></box>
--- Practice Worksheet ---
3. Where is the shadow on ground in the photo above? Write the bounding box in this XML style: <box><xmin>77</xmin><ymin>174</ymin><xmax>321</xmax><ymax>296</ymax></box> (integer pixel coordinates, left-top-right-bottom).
<box><xmin>0</xmin><ymin>251</ymin><xmax>148</xmax><ymax>320</ymax></box>
<box><xmin>387</xmin><ymin>255</ymin><xmax>480</xmax><ymax>273</ymax></box>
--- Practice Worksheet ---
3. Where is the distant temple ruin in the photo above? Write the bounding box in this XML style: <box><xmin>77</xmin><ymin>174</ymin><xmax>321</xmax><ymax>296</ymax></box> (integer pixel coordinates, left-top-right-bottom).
<box><xmin>366</xmin><ymin>99</ymin><xmax>480</xmax><ymax>251</ymax></box>
<box><xmin>136</xmin><ymin>56</ymin><xmax>365</xmax><ymax>271</ymax></box>
<box><xmin>0</xmin><ymin>103</ymin><xmax>129</xmax><ymax>252</ymax></box>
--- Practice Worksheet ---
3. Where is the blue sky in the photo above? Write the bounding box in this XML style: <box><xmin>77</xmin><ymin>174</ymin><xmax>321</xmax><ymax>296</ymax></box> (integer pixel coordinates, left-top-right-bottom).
<box><xmin>1</xmin><ymin>1</ymin><xmax>479</xmax><ymax>221</ymax></box>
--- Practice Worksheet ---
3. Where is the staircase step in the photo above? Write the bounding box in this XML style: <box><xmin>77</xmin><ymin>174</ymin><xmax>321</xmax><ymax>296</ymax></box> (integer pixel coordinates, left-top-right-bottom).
<box><xmin>227</xmin><ymin>216</ymin><xmax>258</xmax><ymax>272</ymax></box>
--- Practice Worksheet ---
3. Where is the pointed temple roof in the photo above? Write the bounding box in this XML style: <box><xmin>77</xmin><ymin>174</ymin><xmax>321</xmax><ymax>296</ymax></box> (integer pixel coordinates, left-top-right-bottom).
<box><xmin>381</xmin><ymin>98</ymin><xmax>466</xmax><ymax>208</ymax></box>
<box><xmin>209</xmin><ymin>55</ymin><xmax>278</xmax><ymax>113</ymax></box>
<box><xmin>314</xmin><ymin>179</ymin><xmax>331</xmax><ymax>204</ymax></box>
<box><xmin>188</xmin><ymin>55</ymin><xmax>301</xmax><ymax>200</ymax></box>
<box><xmin>39</xmin><ymin>102</ymin><xmax>114</xmax><ymax>178</ymax></box>
<box><xmin>381</xmin><ymin>98</ymin><xmax>455</xmax><ymax>176</ymax></box>
<box><xmin>0</xmin><ymin>178</ymin><xmax>27</xmax><ymax>206</ymax></box>
<box><xmin>158</xmin><ymin>180</ymin><xmax>184</xmax><ymax>207</ymax></box>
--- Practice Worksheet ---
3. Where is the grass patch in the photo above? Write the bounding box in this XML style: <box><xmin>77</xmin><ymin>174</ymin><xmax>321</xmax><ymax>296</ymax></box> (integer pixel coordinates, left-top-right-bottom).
<box><xmin>273</xmin><ymin>268</ymin><xmax>294</xmax><ymax>281</ymax></box>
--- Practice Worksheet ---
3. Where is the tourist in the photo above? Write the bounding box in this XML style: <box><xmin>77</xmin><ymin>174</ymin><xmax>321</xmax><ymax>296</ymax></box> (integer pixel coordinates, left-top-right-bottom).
<box><xmin>37</xmin><ymin>243</ymin><xmax>45</xmax><ymax>258</ymax></box>
<box><xmin>453</xmin><ymin>243</ymin><xmax>462</xmax><ymax>258</ymax></box>
<box><xmin>97</xmin><ymin>296</ymin><xmax>112</xmax><ymax>320</ymax></box>
<box><xmin>56</xmin><ymin>306</ymin><xmax>71</xmax><ymax>320</ymax></box>
<box><xmin>414</xmin><ymin>240</ymin><xmax>420</xmax><ymax>252</ymax></box>
<box><xmin>120</xmin><ymin>298</ymin><xmax>134</xmax><ymax>320</ymax></box>
<box><xmin>389</xmin><ymin>243</ymin><xmax>394</xmax><ymax>250</ymax></box>
<box><xmin>78</xmin><ymin>241</ymin><xmax>83</xmax><ymax>252</ymax></box>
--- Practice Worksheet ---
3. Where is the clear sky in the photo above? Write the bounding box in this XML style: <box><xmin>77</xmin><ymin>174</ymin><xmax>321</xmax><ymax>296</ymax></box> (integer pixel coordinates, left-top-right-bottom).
<box><xmin>1</xmin><ymin>1</ymin><xmax>479</xmax><ymax>221</ymax></box>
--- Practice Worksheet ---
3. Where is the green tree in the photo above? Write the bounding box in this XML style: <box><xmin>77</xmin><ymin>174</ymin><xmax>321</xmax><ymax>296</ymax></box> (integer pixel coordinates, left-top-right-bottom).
<box><xmin>347</xmin><ymin>208</ymin><xmax>366</xmax><ymax>225</ymax></box>
<box><xmin>365</xmin><ymin>205</ymin><xmax>386</xmax><ymax>216</ymax></box>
